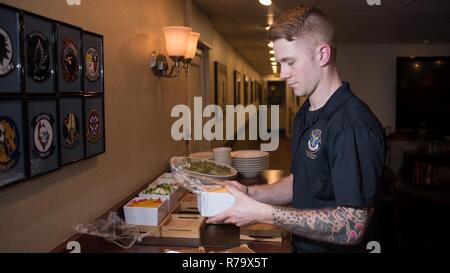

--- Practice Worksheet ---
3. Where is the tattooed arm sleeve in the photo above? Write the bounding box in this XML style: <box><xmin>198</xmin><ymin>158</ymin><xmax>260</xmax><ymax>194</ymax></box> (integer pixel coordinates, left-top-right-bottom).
<box><xmin>272</xmin><ymin>206</ymin><xmax>370</xmax><ymax>245</ymax></box>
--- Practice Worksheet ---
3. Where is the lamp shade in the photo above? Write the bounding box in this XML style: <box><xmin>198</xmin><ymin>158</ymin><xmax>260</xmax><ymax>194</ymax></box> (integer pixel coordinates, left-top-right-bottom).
<box><xmin>162</xmin><ymin>26</ymin><xmax>192</xmax><ymax>56</ymax></box>
<box><xmin>184</xmin><ymin>32</ymin><xmax>201</xmax><ymax>59</ymax></box>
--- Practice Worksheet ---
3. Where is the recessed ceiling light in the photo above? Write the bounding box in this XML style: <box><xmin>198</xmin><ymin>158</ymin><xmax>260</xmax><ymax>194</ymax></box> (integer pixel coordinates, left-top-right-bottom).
<box><xmin>269</xmin><ymin>50</ymin><xmax>274</xmax><ymax>54</ymax></box>
<box><xmin>259</xmin><ymin>0</ymin><xmax>272</xmax><ymax>6</ymax></box>
<box><xmin>270</xmin><ymin>57</ymin><xmax>276</xmax><ymax>61</ymax></box>
<box><xmin>271</xmin><ymin>62</ymin><xmax>277</xmax><ymax>66</ymax></box>
<box><xmin>268</xmin><ymin>41</ymin><xmax>273</xmax><ymax>48</ymax></box>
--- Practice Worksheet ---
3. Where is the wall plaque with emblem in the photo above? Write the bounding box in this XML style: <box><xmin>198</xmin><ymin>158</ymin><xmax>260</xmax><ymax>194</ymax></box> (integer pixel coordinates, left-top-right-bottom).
<box><xmin>59</xmin><ymin>96</ymin><xmax>85</xmax><ymax>165</ymax></box>
<box><xmin>0</xmin><ymin>99</ymin><xmax>26</xmax><ymax>188</ymax></box>
<box><xmin>57</xmin><ymin>23</ymin><xmax>82</xmax><ymax>93</ymax></box>
<box><xmin>23</xmin><ymin>13</ymin><xmax>55</xmax><ymax>94</ymax></box>
<box><xmin>27</xmin><ymin>99</ymin><xmax>59</xmax><ymax>177</ymax></box>
<box><xmin>83</xmin><ymin>31</ymin><xmax>103</xmax><ymax>93</ymax></box>
<box><xmin>0</xmin><ymin>3</ymin><xmax>106</xmax><ymax>189</ymax></box>
<box><xmin>84</xmin><ymin>95</ymin><xmax>105</xmax><ymax>158</ymax></box>
<box><xmin>0</xmin><ymin>5</ymin><xmax>21</xmax><ymax>94</ymax></box>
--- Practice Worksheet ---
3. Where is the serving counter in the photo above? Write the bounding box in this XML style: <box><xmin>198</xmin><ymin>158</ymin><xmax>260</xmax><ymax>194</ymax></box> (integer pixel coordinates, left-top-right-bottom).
<box><xmin>52</xmin><ymin>170</ymin><xmax>292</xmax><ymax>253</ymax></box>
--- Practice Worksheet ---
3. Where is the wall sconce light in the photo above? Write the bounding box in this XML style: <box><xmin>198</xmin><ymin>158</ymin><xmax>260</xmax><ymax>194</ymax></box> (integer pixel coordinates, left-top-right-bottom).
<box><xmin>150</xmin><ymin>26</ymin><xmax>201</xmax><ymax>78</ymax></box>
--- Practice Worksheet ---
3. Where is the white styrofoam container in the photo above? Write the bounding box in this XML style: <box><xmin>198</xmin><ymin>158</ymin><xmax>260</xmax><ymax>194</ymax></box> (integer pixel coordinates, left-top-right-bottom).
<box><xmin>123</xmin><ymin>197</ymin><xmax>169</xmax><ymax>226</ymax></box>
<box><xmin>197</xmin><ymin>191</ymin><xmax>235</xmax><ymax>217</ymax></box>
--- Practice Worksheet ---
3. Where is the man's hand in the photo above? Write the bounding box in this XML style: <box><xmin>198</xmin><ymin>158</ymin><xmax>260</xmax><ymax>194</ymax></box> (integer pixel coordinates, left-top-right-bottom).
<box><xmin>206</xmin><ymin>185</ymin><xmax>272</xmax><ymax>226</ymax></box>
<box><xmin>222</xmin><ymin>180</ymin><xmax>248</xmax><ymax>195</ymax></box>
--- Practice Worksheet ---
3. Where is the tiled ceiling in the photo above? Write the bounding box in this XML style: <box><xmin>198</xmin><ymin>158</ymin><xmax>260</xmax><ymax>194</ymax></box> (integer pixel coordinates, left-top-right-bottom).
<box><xmin>193</xmin><ymin>0</ymin><xmax>450</xmax><ymax>75</ymax></box>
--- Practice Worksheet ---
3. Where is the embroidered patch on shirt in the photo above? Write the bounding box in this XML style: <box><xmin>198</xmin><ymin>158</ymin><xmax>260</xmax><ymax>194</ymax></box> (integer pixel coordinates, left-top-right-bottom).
<box><xmin>306</xmin><ymin>129</ymin><xmax>321</xmax><ymax>159</ymax></box>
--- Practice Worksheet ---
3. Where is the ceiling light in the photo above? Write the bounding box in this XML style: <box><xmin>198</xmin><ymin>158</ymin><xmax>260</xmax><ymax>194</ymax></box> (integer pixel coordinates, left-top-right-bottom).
<box><xmin>271</xmin><ymin>62</ymin><xmax>277</xmax><ymax>66</ymax></box>
<box><xmin>269</xmin><ymin>50</ymin><xmax>274</xmax><ymax>54</ymax></box>
<box><xmin>270</xmin><ymin>57</ymin><xmax>275</xmax><ymax>61</ymax></box>
<box><xmin>268</xmin><ymin>41</ymin><xmax>273</xmax><ymax>48</ymax></box>
<box><xmin>259</xmin><ymin>0</ymin><xmax>272</xmax><ymax>6</ymax></box>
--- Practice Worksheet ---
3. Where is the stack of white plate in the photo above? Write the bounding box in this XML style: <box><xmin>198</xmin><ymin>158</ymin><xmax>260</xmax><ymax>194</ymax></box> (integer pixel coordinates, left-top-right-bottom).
<box><xmin>231</xmin><ymin>150</ymin><xmax>269</xmax><ymax>178</ymax></box>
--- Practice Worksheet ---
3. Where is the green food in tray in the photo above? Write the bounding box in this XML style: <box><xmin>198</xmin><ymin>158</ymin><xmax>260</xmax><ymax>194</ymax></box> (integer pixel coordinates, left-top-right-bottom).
<box><xmin>143</xmin><ymin>183</ymin><xmax>174</xmax><ymax>195</ymax></box>
<box><xmin>186</xmin><ymin>159</ymin><xmax>232</xmax><ymax>175</ymax></box>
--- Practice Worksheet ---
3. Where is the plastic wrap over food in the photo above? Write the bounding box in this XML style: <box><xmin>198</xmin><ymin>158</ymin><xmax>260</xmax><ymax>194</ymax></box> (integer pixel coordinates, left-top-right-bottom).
<box><xmin>74</xmin><ymin>212</ymin><xmax>151</xmax><ymax>249</ymax></box>
<box><xmin>170</xmin><ymin>156</ymin><xmax>223</xmax><ymax>194</ymax></box>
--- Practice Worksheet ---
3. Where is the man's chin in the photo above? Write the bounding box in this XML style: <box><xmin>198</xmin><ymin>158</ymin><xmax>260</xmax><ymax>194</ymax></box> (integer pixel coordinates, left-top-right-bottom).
<box><xmin>292</xmin><ymin>88</ymin><xmax>306</xmax><ymax>97</ymax></box>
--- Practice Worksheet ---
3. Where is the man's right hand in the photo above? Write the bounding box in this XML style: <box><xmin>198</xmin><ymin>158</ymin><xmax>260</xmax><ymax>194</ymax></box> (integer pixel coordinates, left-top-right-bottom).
<box><xmin>222</xmin><ymin>180</ymin><xmax>249</xmax><ymax>195</ymax></box>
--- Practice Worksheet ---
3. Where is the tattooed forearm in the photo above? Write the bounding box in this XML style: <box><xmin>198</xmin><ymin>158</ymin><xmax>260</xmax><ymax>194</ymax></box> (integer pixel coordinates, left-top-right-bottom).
<box><xmin>272</xmin><ymin>206</ymin><xmax>369</xmax><ymax>245</ymax></box>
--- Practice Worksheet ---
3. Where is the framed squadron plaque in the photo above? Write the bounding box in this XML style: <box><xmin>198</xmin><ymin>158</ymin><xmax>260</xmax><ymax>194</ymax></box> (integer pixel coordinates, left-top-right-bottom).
<box><xmin>27</xmin><ymin>99</ymin><xmax>59</xmax><ymax>177</ymax></box>
<box><xmin>57</xmin><ymin>23</ymin><xmax>82</xmax><ymax>93</ymax></box>
<box><xmin>83</xmin><ymin>31</ymin><xmax>103</xmax><ymax>93</ymax></box>
<box><xmin>0</xmin><ymin>99</ymin><xmax>26</xmax><ymax>188</ymax></box>
<box><xmin>23</xmin><ymin>12</ymin><xmax>55</xmax><ymax>94</ymax></box>
<box><xmin>0</xmin><ymin>4</ymin><xmax>21</xmax><ymax>94</ymax></box>
<box><xmin>84</xmin><ymin>95</ymin><xmax>105</xmax><ymax>158</ymax></box>
<box><xmin>59</xmin><ymin>96</ymin><xmax>84</xmax><ymax>165</ymax></box>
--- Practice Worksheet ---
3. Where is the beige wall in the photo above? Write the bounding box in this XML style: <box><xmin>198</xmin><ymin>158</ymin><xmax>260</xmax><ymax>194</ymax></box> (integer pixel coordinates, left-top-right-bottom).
<box><xmin>337</xmin><ymin>43</ymin><xmax>450</xmax><ymax>130</ymax></box>
<box><xmin>0</xmin><ymin>0</ymin><xmax>259</xmax><ymax>252</ymax></box>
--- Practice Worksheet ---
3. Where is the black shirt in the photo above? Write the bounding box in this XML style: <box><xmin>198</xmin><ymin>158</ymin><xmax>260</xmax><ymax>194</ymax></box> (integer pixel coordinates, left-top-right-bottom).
<box><xmin>290</xmin><ymin>82</ymin><xmax>386</xmax><ymax>253</ymax></box>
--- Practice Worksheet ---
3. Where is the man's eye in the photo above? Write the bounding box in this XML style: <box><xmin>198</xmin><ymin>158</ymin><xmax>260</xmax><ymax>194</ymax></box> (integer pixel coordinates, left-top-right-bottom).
<box><xmin>288</xmin><ymin>61</ymin><xmax>295</xmax><ymax>66</ymax></box>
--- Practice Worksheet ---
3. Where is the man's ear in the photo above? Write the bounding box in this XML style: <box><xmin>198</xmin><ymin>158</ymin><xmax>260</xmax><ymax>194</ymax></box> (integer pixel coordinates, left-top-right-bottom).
<box><xmin>318</xmin><ymin>44</ymin><xmax>332</xmax><ymax>67</ymax></box>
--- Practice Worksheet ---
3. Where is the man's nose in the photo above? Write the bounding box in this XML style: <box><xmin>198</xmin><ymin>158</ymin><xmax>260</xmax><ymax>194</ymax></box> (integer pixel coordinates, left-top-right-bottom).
<box><xmin>279</xmin><ymin>65</ymin><xmax>290</xmax><ymax>81</ymax></box>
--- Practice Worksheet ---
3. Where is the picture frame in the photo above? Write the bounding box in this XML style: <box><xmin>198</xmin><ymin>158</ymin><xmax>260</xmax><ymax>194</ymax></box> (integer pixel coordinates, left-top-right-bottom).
<box><xmin>0</xmin><ymin>3</ymin><xmax>106</xmax><ymax>190</ymax></box>
<box><xmin>82</xmin><ymin>31</ymin><xmax>104</xmax><ymax>93</ymax></box>
<box><xmin>84</xmin><ymin>94</ymin><xmax>105</xmax><ymax>158</ymax></box>
<box><xmin>59</xmin><ymin>95</ymin><xmax>85</xmax><ymax>166</ymax></box>
<box><xmin>56</xmin><ymin>22</ymin><xmax>82</xmax><ymax>94</ymax></box>
<box><xmin>0</xmin><ymin>99</ymin><xmax>26</xmax><ymax>188</ymax></box>
<box><xmin>214</xmin><ymin>61</ymin><xmax>227</xmax><ymax>110</ymax></box>
<box><xmin>233</xmin><ymin>70</ymin><xmax>242</xmax><ymax>106</ymax></box>
<box><xmin>23</xmin><ymin>12</ymin><xmax>56</xmax><ymax>94</ymax></box>
<box><xmin>0</xmin><ymin>4</ymin><xmax>21</xmax><ymax>94</ymax></box>
<box><xmin>27</xmin><ymin>98</ymin><xmax>60</xmax><ymax>177</ymax></box>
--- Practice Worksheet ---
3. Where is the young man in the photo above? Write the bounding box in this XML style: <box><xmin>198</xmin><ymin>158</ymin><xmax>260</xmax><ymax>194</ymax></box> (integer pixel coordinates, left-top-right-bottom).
<box><xmin>207</xmin><ymin>5</ymin><xmax>386</xmax><ymax>253</ymax></box>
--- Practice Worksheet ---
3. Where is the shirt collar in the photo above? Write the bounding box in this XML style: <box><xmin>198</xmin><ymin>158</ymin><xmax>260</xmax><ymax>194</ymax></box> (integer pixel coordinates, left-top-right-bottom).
<box><xmin>296</xmin><ymin>82</ymin><xmax>354</xmax><ymax>134</ymax></box>
<box><xmin>304</xmin><ymin>81</ymin><xmax>354</xmax><ymax>122</ymax></box>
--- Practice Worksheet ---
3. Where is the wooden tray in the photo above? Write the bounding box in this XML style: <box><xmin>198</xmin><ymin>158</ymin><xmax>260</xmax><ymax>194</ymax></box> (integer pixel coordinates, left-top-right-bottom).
<box><xmin>135</xmin><ymin>192</ymin><xmax>185</xmax><ymax>236</ymax></box>
<box><xmin>179</xmin><ymin>193</ymin><xmax>198</xmax><ymax>213</ymax></box>
<box><xmin>240</xmin><ymin>223</ymin><xmax>284</xmax><ymax>243</ymax></box>
<box><xmin>209</xmin><ymin>244</ymin><xmax>255</xmax><ymax>253</ymax></box>
<box><xmin>161</xmin><ymin>214</ymin><xmax>205</xmax><ymax>239</ymax></box>
<box><xmin>240</xmin><ymin>234</ymin><xmax>283</xmax><ymax>243</ymax></box>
